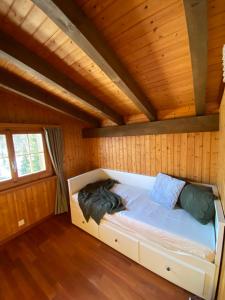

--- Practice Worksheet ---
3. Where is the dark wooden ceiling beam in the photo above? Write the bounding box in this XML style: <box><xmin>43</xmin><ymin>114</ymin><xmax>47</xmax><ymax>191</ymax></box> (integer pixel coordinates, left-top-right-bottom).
<box><xmin>83</xmin><ymin>115</ymin><xmax>219</xmax><ymax>138</ymax></box>
<box><xmin>183</xmin><ymin>0</ymin><xmax>208</xmax><ymax>115</ymax></box>
<box><xmin>0</xmin><ymin>32</ymin><xmax>123</xmax><ymax>125</ymax></box>
<box><xmin>32</xmin><ymin>0</ymin><xmax>156</xmax><ymax>121</ymax></box>
<box><xmin>0</xmin><ymin>68</ymin><xmax>100</xmax><ymax>127</ymax></box>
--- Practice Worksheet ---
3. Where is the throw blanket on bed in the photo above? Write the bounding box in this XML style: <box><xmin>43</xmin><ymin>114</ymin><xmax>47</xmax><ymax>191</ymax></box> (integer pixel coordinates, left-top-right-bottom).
<box><xmin>78</xmin><ymin>179</ymin><xmax>125</xmax><ymax>224</ymax></box>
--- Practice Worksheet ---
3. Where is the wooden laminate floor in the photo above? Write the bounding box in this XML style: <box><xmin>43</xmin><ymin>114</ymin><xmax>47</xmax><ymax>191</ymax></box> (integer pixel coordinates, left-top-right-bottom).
<box><xmin>0</xmin><ymin>214</ymin><xmax>192</xmax><ymax>300</ymax></box>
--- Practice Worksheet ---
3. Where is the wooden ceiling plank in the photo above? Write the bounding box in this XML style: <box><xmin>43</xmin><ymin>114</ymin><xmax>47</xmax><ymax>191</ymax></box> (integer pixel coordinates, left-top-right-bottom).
<box><xmin>183</xmin><ymin>0</ymin><xmax>208</xmax><ymax>115</ymax></box>
<box><xmin>32</xmin><ymin>0</ymin><xmax>156</xmax><ymax>121</ymax></box>
<box><xmin>0</xmin><ymin>68</ymin><xmax>100</xmax><ymax>127</ymax></box>
<box><xmin>83</xmin><ymin>115</ymin><xmax>219</xmax><ymax>138</ymax></box>
<box><xmin>0</xmin><ymin>31</ymin><xmax>123</xmax><ymax>125</ymax></box>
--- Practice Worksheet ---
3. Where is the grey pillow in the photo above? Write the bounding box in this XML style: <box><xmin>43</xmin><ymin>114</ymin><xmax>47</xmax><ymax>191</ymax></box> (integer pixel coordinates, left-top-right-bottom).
<box><xmin>179</xmin><ymin>184</ymin><xmax>216</xmax><ymax>224</ymax></box>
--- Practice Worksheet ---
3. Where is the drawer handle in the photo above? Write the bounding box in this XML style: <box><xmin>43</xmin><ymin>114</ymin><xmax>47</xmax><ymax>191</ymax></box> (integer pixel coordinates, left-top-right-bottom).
<box><xmin>82</xmin><ymin>221</ymin><xmax>85</xmax><ymax>224</ymax></box>
<box><xmin>166</xmin><ymin>267</ymin><xmax>171</xmax><ymax>272</ymax></box>
<box><xmin>114</xmin><ymin>238</ymin><xmax>118</xmax><ymax>243</ymax></box>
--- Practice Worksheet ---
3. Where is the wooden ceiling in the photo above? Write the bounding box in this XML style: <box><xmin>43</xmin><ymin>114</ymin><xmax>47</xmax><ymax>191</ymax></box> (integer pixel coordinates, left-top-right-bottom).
<box><xmin>0</xmin><ymin>0</ymin><xmax>224</xmax><ymax>128</ymax></box>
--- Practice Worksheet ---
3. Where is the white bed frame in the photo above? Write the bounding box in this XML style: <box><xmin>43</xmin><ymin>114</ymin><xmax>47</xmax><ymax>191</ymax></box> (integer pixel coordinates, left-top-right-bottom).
<box><xmin>68</xmin><ymin>169</ymin><xmax>225</xmax><ymax>300</ymax></box>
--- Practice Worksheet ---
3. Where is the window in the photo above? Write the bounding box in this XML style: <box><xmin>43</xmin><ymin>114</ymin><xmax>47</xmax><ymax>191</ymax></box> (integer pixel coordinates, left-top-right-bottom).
<box><xmin>0</xmin><ymin>129</ymin><xmax>52</xmax><ymax>191</ymax></box>
<box><xmin>13</xmin><ymin>134</ymin><xmax>46</xmax><ymax>177</ymax></box>
<box><xmin>0</xmin><ymin>134</ymin><xmax>12</xmax><ymax>182</ymax></box>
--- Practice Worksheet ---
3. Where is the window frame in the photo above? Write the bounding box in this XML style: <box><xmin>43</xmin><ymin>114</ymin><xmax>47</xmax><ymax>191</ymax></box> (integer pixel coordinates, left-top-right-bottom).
<box><xmin>0</xmin><ymin>128</ymin><xmax>53</xmax><ymax>191</ymax></box>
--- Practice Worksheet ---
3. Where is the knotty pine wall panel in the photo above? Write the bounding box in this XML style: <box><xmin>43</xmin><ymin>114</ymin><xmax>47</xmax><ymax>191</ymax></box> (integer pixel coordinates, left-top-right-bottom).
<box><xmin>0</xmin><ymin>88</ymin><xmax>91</xmax><ymax>242</ymax></box>
<box><xmin>88</xmin><ymin>131</ymin><xmax>219</xmax><ymax>184</ymax></box>
<box><xmin>217</xmin><ymin>91</ymin><xmax>225</xmax><ymax>300</ymax></box>
<box><xmin>0</xmin><ymin>177</ymin><xmax>56</xmax><ymax>242</ymax></box>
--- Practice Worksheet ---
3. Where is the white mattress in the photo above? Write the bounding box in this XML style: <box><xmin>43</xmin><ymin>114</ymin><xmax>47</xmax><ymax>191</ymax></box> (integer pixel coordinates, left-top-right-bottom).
<box><xmin>72</xmin><ymin>183</ymin><xmax>216</xmax><ymax>262</ymax></box>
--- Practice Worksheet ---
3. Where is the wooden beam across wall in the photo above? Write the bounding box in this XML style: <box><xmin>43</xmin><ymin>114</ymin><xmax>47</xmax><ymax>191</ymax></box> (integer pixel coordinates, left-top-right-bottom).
<box><xmin>32</xmin><ymin>0</ymin><xmax>156</xmax><ymax>121</ymax></box>
<box><xmin>0</xmin><ymin>69</ymin><xmax>100</xmax><ymax>127</ymax></box>
<box><xmin>183</xmin><ymin>0</ymin><xmax>208</xmax><ymax>115</ymax></box>
<box><xmin>83</xmin><ymin>115</ymin><xmax>219</xmax><ymax>138</ymax></box>
<box><xmin>0</xmin><ymin>32</ymin><xmax>123</xmax><ymax>125</ymax></box>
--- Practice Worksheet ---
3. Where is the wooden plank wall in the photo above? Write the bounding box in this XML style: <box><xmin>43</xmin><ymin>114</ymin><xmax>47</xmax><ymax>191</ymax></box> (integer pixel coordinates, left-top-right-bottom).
<box><xmin>88</xmin><ymin>132</ymin><xmax>219</xmax><ymax>184</ymax></box>
<box><xmin>216</xmin><ymin>91</ymin><xmax>225</xmax><ymax>300</ymax></box>
<box><xmin>0</xmin><ymin>88</ymin><xmax>91</xmax><ymax>243</ymax></box>
<box><xmin>0</xmin><ymin>177</ymin><xmax>56</xmax><ymax>242</ymax></box>
<box><xmin>0</xmin><ymin>88</ymin><xmax>91</xmax><ymax>178</ymax></box>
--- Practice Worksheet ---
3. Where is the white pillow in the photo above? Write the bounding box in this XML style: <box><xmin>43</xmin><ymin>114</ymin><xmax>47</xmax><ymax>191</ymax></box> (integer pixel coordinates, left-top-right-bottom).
<box><xmin>150</xmin><ymin>173</ymin><xmax>185</xmax><ymax>209</ymax></box>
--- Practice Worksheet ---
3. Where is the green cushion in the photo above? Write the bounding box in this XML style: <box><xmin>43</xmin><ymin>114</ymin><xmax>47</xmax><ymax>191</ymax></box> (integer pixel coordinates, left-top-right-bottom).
<box><xmin>179</xmin><ymin>184</ymin><xmax>216</xmax><ymax>225</ymax></box>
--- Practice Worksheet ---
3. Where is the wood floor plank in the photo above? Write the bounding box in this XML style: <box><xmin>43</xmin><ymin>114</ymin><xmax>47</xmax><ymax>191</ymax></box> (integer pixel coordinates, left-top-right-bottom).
<box><xmin>0</xmin><ymin>214</ymin><xmax>192</xmax><ymax>300</ymax></box>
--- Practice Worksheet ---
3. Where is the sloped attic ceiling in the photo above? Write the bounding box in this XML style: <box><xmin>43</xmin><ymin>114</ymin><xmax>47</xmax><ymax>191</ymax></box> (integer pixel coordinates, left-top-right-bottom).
<box><xmin>0</xmin><ymin>0</ymin><xmax>224</xmax><ymax>128</ymax></box>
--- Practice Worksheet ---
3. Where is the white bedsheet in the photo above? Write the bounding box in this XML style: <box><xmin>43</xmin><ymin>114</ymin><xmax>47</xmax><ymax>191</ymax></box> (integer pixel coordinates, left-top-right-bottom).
<box><xmin>72</xmin><ymin>183</ymin><xmax>216</xmax><ymax>262</ymax></box>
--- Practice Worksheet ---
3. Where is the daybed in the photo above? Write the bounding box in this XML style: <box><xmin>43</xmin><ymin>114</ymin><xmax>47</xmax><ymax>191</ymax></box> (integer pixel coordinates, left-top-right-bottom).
<box><xmin>68</xmin><ymin>169</ymin><xmax>225</xmax><ymax>300</ymax></box>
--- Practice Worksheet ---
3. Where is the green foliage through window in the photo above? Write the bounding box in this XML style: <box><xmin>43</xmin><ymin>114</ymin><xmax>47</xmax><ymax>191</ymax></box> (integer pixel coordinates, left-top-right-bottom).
<box><xmin>13</xmin><ymin>134</ymin><xmax>46</xmax><ymax>177</ymax></box>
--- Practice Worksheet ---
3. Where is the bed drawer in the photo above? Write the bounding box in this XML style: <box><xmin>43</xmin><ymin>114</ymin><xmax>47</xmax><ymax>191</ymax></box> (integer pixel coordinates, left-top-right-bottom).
<box><xmin>99</xmin><ymin>223</ymin><xmax>139</xmax><ymax>262</ymax></box>
<box><xmin>70</xmin><ymin>202</ymin><xmax>99</xmax><ymax>238</ymax></box>
<box><xmin>139</xmin><ymin>242</ymin><xmax>205</xmax><ymax>297</ymax></box>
